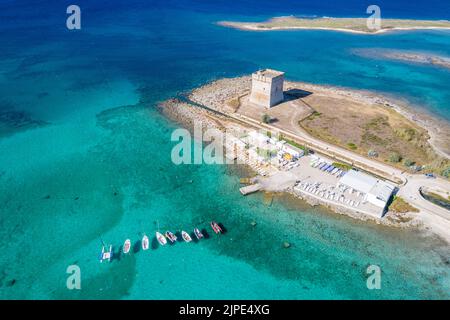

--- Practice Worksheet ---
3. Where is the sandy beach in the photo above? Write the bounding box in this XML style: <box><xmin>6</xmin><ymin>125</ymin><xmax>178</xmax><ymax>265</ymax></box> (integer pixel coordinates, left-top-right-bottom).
<box><xmin>218</xmin><ymin>16</ymin><xmax>450</xmax><ymax>35</ymax></box>
<box><xmin>219</xmin><ymin>23</ymin><xmax>450</xmax><ymax>35</ymax></box>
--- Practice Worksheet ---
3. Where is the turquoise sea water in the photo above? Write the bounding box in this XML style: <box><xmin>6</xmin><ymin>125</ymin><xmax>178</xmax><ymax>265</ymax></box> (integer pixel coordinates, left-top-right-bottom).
<box><xmin>0</xmin><ymin>0</ymin><xmax>449</xmax><ymax>299</ymax></box>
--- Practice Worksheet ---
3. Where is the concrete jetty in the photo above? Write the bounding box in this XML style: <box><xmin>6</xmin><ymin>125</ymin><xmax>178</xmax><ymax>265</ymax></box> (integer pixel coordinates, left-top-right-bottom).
<box><xmin>240</xmin><ymin>183</ymin><xmax>261</xmax><ymax>196</ymax></box>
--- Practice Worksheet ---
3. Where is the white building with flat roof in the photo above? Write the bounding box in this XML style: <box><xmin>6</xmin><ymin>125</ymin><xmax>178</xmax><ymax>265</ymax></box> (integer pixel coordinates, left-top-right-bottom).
<box><xmin>282</xmin><ymin>144</ymin><xmax>304</xmax><ymax>159</ymax></box>
<box><xmin>338</xmin><ymin>169</ymin><xmax>395</xmax><ymax>216</ymax></box>
<box><xmin>249</xmin><ymin>69</ymin><xmax>284</xmax><ymax>108</ymax></box>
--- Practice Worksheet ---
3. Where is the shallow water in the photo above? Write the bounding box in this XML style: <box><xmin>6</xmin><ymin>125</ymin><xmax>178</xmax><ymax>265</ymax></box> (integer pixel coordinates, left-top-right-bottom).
<box><xmin>0</xmin><ymin>0</ymin><xmax>449</xmax><ymax>299</ymax></box>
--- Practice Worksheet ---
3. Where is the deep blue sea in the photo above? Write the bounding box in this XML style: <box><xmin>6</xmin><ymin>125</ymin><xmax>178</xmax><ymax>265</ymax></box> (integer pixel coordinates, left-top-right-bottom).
<box><xmin>0</xmin><ymin>0</ymin><xmax>449</xmax><ymax>299</ymax></box>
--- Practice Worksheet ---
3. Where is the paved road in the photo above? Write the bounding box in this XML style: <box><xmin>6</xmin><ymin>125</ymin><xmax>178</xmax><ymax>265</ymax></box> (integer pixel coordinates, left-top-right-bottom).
<box><xmin>398</xmin><ymin>175</ymin><xmax>450</xmax><ymax>221</ymax></box>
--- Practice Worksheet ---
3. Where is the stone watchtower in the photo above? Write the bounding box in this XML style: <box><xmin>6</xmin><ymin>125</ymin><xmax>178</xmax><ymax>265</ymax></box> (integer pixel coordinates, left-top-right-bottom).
<box><xmin>249</xmin><ymin>69</ymin><xmax>284</xmax><ymax>108</ymax></box>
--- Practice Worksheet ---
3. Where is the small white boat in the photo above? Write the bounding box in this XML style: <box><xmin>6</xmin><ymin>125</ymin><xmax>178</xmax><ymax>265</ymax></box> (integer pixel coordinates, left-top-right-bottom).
<box><xmin>123</xmin><ymin>239</ymin><xmax>131</xmax><ymax>254</ymax></box>
<box><xmin>194</xmin><ymin>228</ymin><xmax>204</xmax><ymax>240</ymax></box>
<box><xmin>142</xmin><ymin>235</ymin><xmax>149</xmax><ymax>251</ymax></box>
<box><xmin>181</xmin><ymin>231</ymin><xmax>192</xmax><ymax>242</ymax></box>
<box><xmin>156</xmin><ymin>232</ymin><xmax>167</xmax><ymax>246</ymax></box>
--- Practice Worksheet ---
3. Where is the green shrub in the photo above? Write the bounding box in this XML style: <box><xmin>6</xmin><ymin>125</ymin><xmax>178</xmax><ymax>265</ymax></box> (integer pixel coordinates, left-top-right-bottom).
<box><xmin>403</xmin><ymin>159</ymin><xmax>415</xmax><ymax>167</ymax></box>
<box><xmin>347</xmin><ymin>142</ymin><xmax>357</xmax><ymax>150</ymax></box>
<box><xmin>389</xmin><ymin>152</ymin><xmax>402</xmax><ymax>163</ymax></box>
<box><xmin>262</xmin><ymin>114</ymin><xmax>271</xmax><ymax>124</ymax></box>
<box><xmin>390</xmin><ymin>196</ymin><xmax>419</xmax><ymax>213</ymax></box>
<box><xmin>283</xmin><ymin>138</ymin><xmax>310</xmax><ymax>155</ymax></box>
<box><xmin>442</xmin><ymin>166</ymin><xmax>450</xmax><ymax>178</ymax></box>
<box><xmin>332</xmin><ymin>162</ymin><xmax>352</xmax><ymax>171</ymax></box>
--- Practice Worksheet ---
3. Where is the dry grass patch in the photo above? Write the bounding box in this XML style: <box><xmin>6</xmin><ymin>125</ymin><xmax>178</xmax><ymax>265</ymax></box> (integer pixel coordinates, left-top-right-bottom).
<box><xmin>389</xmin><ymin>196</ymin><xmax>419</xmax><ymax>214</ymax></box>
<box><xmin>298</xmin><ymin>92</ymin><xmax>445</xmax><ymax>173</ymax></box>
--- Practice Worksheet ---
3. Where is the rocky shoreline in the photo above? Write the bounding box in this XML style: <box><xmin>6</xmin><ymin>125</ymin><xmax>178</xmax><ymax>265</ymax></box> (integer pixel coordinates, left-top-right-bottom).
<box><xmin>285</xmin><ymin>187</ymin><xmax>420</xmax><ymax>229</ymax></box>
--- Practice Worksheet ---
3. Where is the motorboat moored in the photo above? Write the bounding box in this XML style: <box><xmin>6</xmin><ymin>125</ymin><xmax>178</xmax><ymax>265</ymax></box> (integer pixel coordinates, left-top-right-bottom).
<box><xmin>142</xmin><ymin>235</ymin><xmax>150</xmax><ymax>251</ymax></box>
<box><xmin>123</xmin><ymin>239</ymin><xmax>131</xmax><ymax>254</ymax></box>
<box><xmin>181</xmin><ymin>231</ymin><xmax>192</xmax><ymax>242</ymax></box>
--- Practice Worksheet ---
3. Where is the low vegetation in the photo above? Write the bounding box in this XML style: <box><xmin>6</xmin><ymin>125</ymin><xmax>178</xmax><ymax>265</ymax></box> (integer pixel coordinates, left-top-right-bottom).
<box><xmin>298</xmin><ymin>92</ymin><xmax>448</xmax><ymax>176</ymax></box>
<box><xmin>282</xmin><ymin>137</ymin><xmax>310</xmax><ymax>155</ymax></box>
<box><xmin>403</xmin><ymin>158</ymin><xmax>415</xmax><ymax>167</ymax></box>
<box><xmin>221</xmin><ymin>16</ymin><xmax>450</xmax><ymax>33</ymax></box>
<box><xmin>425</xmin><ymin>192</ymin><xmax>450</xmax><ymax>205</ymax></box>
<box><xmin>226</xmin><ymin>97</ymin><xmax>240</xmax><ymax>110</ymax></box>
<box><xmin>262</xmin><ymin>114</ymin><xmax>271</xmax><ymax>124</ymax></box>
<box><xmin>389</xmin><ymin>196</ymin><xmax>419</xmax><ymax>214</ymax></box>
<box><xmin>442</xmin><ymin>166</ymin><xmax>450</xmax><ymax>178</ymax></box>
<box><xmin>305</xmin><ymin>111</ymin><xmax>322</xmax><ymax>121</ymax></box>
<box><xmin>332</xmin><ymin>162</ymin><xmax>352</xmax><ymax>171</ymax></box>
<box><xmin>389</xmin><ymin>152</ymin><xmax>402</xmax><ymax>163</ymax></box>
<box><xmin>256</xmin><ymin>147</ymin><xmax>276</xmax><ymax>159</ymax></box>
<box><xmin>347</xmin><ymin>142</ymin><xmax>357</xmax><ymax>150</ymax></box>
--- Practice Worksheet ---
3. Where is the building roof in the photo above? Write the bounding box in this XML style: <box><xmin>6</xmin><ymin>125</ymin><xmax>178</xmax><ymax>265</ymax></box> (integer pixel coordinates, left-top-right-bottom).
<box><xmin>339</xmin><ymin>169</ymin><xmax>378</xmax><ymax>194</ymax></box>
<box><xmin>282</xmin><ymin>144</ymin><xmax>304</xmax><ymax>156</ymax></box>
<box><xmin>368</xmin><ymin>181</ymin><xmax>395</xmax><ymax>202</ymax></box>
<box><xmin>339</xmin><ymin>169</ymin><xmax>395</xmax><ymax>203</ymax></box>
<box><xmin>254</xmin><ymin>69</ymin><xmax>285</xmax><ymax>78</ymax></box>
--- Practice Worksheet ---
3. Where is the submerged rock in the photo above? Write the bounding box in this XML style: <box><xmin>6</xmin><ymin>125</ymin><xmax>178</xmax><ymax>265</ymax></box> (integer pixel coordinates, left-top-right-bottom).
<box><xmin>6</xmin><ymin>279</ymin><xmax>16</xmax><ymax>287</ymax></box>
<box><xmin>283</xmin><ymin>242</ymin><xmax>291</xmax><ymax>248</ymax></box>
